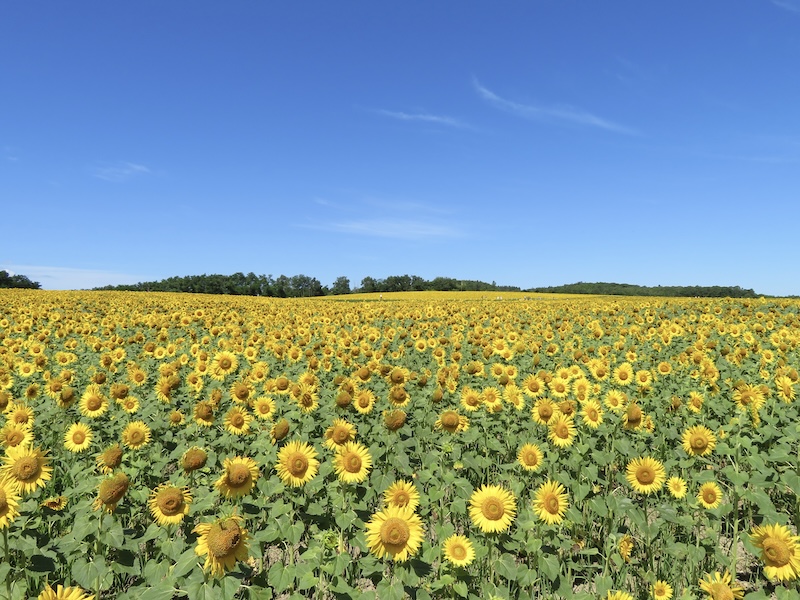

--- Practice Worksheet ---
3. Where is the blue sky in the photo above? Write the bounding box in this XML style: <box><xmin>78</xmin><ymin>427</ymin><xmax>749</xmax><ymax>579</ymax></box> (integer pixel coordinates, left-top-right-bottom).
<box><xmin>3</xmin><ymin>1</ymin><xmax>799</xmax><ymax>295</ymax></box>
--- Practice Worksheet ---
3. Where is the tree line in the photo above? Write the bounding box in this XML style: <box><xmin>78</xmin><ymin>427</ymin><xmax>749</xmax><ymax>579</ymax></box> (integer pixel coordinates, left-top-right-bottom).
<box><xmin>0</xmin><ymin>270</ymin><xmax>41</xmax><ymax>289</ymax></box>
<box><xmin>528</xmin><ymin>282</ymin><xmax>758</xmax><ymax>298</ymax></box>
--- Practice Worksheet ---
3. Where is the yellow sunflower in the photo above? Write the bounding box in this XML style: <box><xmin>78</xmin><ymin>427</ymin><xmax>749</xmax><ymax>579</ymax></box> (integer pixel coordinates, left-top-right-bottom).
<box><xmin>37</xmin><ymin>584</ymin><xmax>94</xmax><ymax>600</ymax></box>
<box><xmin>193</xmin><ymin>400</ymin><xmax>215</xmax><ymax>427</ymax></box>
<box><xmin>581</xmin><ymin>399</ymin><xmax>603</xmax><ymax>428</ymax></box>
<box><xmin>469</xmin><ymin>484</ymin><xmax>517</xmax><ymax>533</ymax></box>
<box><xmin>774</xmin><ymin>375</ymin><xmax>796</xmax><ymax>403</ymax></box>
<box><xmin>0</xmin><ymin>475</ymin><xmax>21</xmax><ymax>529</ymax></box>
<box><xmin>40</xmin><ymin>495</ymin><xmax>68</xmax><ymax>511</ymax></box>
<box><xmin>333</xmin><ymin>441</ymin><xmax>372</xmax><ymax>484</ymax></box>
<box><xmin>252</xmin><ymin>396</ymin><xmax>276</xmax><ymax>420</ymax></box>
<box><xmin>121</xmin><ymin>421</ymin><xmax>151</xmax><ymax>450</ymax></box>
<box><xmin>698</xmin><ymin>570</ymin><xmax>743</xmax><ymax>600</ymax></box>
<box><xmin>215</xmin><ymin>456</ymin><xmax>259</xmax><ymax>499</ymax></box>
<box><xmin>460</xmin><ymin>387</ymin><xmax>483</xmax><ymax>411</ymax></box>
<box><xmin>323</xmin><ymin>419</ymin><xmax>357</xmax><ymax>450</ymax></box>
<box><xmin>353</xmin><ymin>389</ymin><xmax>376</xmax><ymax>414</ymax></box>
<box><xmin>666</xmin><ymin>476</ymin><xmax>688</xmax><ymax>500</ymax></box>
<box><xmin>93</xmin><ymin>471</ymin><xmax>130</xmax><ymax>513</ymax></box>
<box><xmin>365</xmin><ymin>505</ymin><xmax>424</xmax><ymax>562</ymax></box>
<box><xmin>533</xmin><ymin>479</ymin><xmax>569</xmax><ymax>525</ymax></box>
<box><xmin>383</xmin><ymin>409</ymin><xmax>407</xmax><ymax>431</ymax></box>
<box><xmin>383</xmin><ymin>480</ymin><xmax>420</xmax><ymax>511</ymax></box>
<box><xmin>168</xmin><ymin>410</ymin><xmax>185</xmax><ymax>427</ymax></box>
<box><xmin>605</xmin><ymin>592</ymin><xmax>633</xmax><ymax>600</ymax></box>
<box><xmin>95</xmin><ymin>444</ymin><xmax>123</xmax><ymax>474</ymax></box>
<box><xmin>270</xmin><ymin>418</ymin><xmax>290</xmax><ymax>444</ymax></box>
<box><xmin>548</xmin><ymin>413</ymin><xmax>576</xmax><ymax>448</ymax></box>
<box><xmin>0</xmin><ymin>422</ymin><xmax>33</xmax><ymax>450</ymax></box>
<box><xmin>613</xmin><ymin>362</ymin><xmax>634</xmax><ymax>386</ymax></box>
<box><xmin>2</xmin><ymin>445</ymin><xmax>52</xmax><ymax>495</ymax></box>
<box><xmin>532</xmin><ymin>398</ymin><xmax>559</xmax><ymax>426</ymax></box>
<box><xmin>181</xmin><ymin>446</ymin><xmax>208</xmax><ymax>473</ymax></box>
<box><xmin>517</xmin><ymin>443</ymin><xmax>544</xmax><ymax>472</ymax></box>
<box><xmin>749</xmin><ymin>523</ymin><xmax>800</xmax><ymax>581</ymax></box>
<box><xmin>434</xmin><ymin>410</ymin><xmax>469</xmax><ymax>434</ymax></box>
<box><xmin>622</xmin><ymin>403</ymin><xmax>644</xmax><ymax>430</ymax></box>
<box><xmin>442</xmin><ymin>534</ymin><xmax>475</xmax><ymax>567</ymax></box>
<box><xmin>194</xmin><ymin>514</ymin><xmax>250</xmax><ymax>577</ymax></box>
<box><xmin>652</xmin><ymin>580</ymin><xmax>673</xmax><ymax>600</ymax></box>
<box><xmin>625</xmin><ymin>457</ymin><xmax>666</xmax><ymax>495</ymax></box>
<box><xmin>209</xmin><ymin>351</ymin><xmax>239</xmax><ymax>381</ymax></box>
<box><xmin>275</xmin><ymin>440</ymin><xmax>319</xmax><ymax>487</ymax></box>
<box><xmin>687</xmin><ymin>391</ymin><xmax>705</xmax><ymax>413</ymax></box>
<box><xmin>79</xmin><ymin>385</ymin><xmax>108</xmax><ymax>419</ymax></box>
<box><xmin>149</xmin><ymin>484</ymin><xmax>192</xmax><ymax>526</ymax></box>
<box><xmin>223</xmin><ymin>407</ymin><xmax>252</xmax><ymax>436</ymax></box>
<box><xmin>697</xmin><ymin>482</ymin><xmax>723</xmax><ymax>510</ymax></box>
<box><xmin>682</xmin><ymin>425</ymin><xmax>716</xmax><ymax>457</ymax></box>
<box><xmin>64</xmin><ymin>422</ymin><xmax>93</xmax><ymax>453</ymax></box>
<box><xmin>619</xmin><ymin>534</ymin><xmax>634</xmax><ymax>562</ymax></box>
<box><xmin>604</xmin><ymin>389</ymin><xmax>627</xmax><ymax>412</ymax></box>
<box><xmin>8</xmin><ymin>402</ymin><xmax>35</xmax><ymax>426</ymax></box>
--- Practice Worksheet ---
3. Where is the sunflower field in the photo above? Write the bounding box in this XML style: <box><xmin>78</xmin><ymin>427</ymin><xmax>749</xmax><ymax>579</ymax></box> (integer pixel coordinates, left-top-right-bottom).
<box><xmin>1</xmin><ymin>290</ymin><xmax>799</xmax><ymax>600</ymax></box>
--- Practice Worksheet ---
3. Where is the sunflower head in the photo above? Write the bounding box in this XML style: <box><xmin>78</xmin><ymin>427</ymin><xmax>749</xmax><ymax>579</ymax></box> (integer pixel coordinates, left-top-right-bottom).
<box><xmin>95</xmin><ymin>472</ymin><xmax>130</xmax><ymax>512</ymax></box>
<box><xmin>182</xmin><ymin>447</ymin><xmax>208</xmax><ymax>473</ymax></box>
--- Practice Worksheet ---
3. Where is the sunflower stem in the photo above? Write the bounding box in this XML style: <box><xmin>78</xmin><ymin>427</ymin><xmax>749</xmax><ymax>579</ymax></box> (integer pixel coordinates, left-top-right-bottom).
<box><xmin>95</xmin><ymin>510</ymin><xmax>104</xmax><ymax>599</ymax></box>
<box><xmin>3</xmin><ymin>528</ymin><xmax>10</xmax><ymax>598</ymax></box>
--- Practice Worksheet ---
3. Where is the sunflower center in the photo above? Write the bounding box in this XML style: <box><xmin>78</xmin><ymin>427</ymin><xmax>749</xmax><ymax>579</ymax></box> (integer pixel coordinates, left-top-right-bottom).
<box><xmin>12</xmin><ymin>456</ymin><xmax>39</xmax><ymax>481</ymax></box>
<box><xmin>451</xmin><ymin>544</ymin><xmax>467</xmax><ymax>560</ymax></box>
<box><xmin>157</xmin><ymin>489</ymin><xmax>184</xmax><ymax>515</ymax></box>
<box><xmin>99</xmin><ymin>474</ymin><xmax>129</xmax><ymax>504</ymax></box>
<box><xmin>276</xmin><ymin>377</ymin><xmax>289</xmax><ymax>391</ymax></box>
<box><xmin>332</xmin><ymin>426</ymin><xmax>350</xmax><ymax>444</ymax></box>
<box><xmin>539</xmin><ymin>405</ymin><xmax>553</xmax><ymax>420</ymax></box>
<box><xmin>522</xmin><ymin>450</ymin><xmax>539</xmax><ymax>466</ymax></box>
<box><xmin>7</xmin><ymin>431</ymin><xmax>23</xmax><ymax>446</ymax></box>
<box><xmin>207</xmin><ymin>521</ymin><xmax>242</xmax><ymax>558</ymax></box>
<box><xmin>128</xmin><ymin>430</ymin><xmax>144</xmax><ymax>444</ymax></box>
<box><xmin>545</xmin><ymin>494</ymin><xmax>560</xmax><ymax>514</ymax></box>
<box><xmin>102</xmin><ymin>447</ymin><xmax>123</xmax><ymax>468</ymax></box>
<box><xmin>703</xmin><ymin>489</ymin><xmax>718</xmax><ymax>504</ymax></box>
<box><xmin>219</xmin><ymin>358</ymin><xmax>232</xmax><ymax>370</ymax></box>
<box><xmin>554</xmin><ymin>423</ymin><xmax>569</xmax><ymax>439</ymax></box>
<box><xmin>380</xmin><ymin>517</ymin><xmax>410</xmax><ymax>547</ymax></box>
<box><xmin>587</xmin><ymin>408</ymin><xmax>598</xmax><ymax>420</ymax></box>
<box><xmin>627</xmin><ymin>405</ymin><xmax>642</xmax><ymax>425</ymax></box>
<box><xmin>481</xmin><ymin>497</ymin><xmax>504</xmax><ymax>521</ymax></box>
<box><xmin>86</xmin><ymin>396</ymin><xmax>102</xmax><ymax>411</ymax></box>
<box><xmin>228</xmin><ymin>464</ymin><xmax>251</xmax><ymax>487</ymax></box>
<box><xmin>357</xmin><ymin>395</ymin><xmax>371</xmax><ymax>408</ymax></box>
<box><xmin>441</xmin><ymin>412</ymin><xmax>460</xmax><ymax>428</ymax></box>
<box><xmin>392</xmin><ymin>491</ymin><xmax>410</xmax><ymax>506</ymax></box>
<box><xmin>289</xmin><ymin>453</ymin><xmax>308</xmax><ymax>477</ymax></box>
<box><xmin>0</xmin><ymin>489</ymin><xmax>7</xmax><ymax>511</ymax></box>
<box><xmin>231</xmin><ymin>413</ymin><xmax>245</xmax><ymax>427</ymax></box>
<box><xmin>234</xmin><ymin>387</ymin><xmax>248</xmax><ymax>401</ymax></box>
<box><xmin>691</xmin><ymin>435</ymin><xmax>708</xmax><ymax>451</ymax></box>
<box><xmin>762</xmin><ymin>538</ymin><xmax>791</xmax><ymax>566</ymax></box>
<box><xmin>273</xmin><ymin>420</ymin><xmax>289</xmax><ymax>441</ymax></box>
<box><xmin>72</xmin><ymin>431</ymin><xmax>86</xmax><ymax>444</ymax></box>
<box><xmin>636</xmin><ymin>467</ymin><xmax>655</xmax><ymax>485</ymax></box>
<box><xmin>344</xmin><ymin>453</ymin><xmax>362</xmax><ymax>473</ymax></box>
<box><xmin>197</xmin><ymin>404</ymin><xmax>213</xmax><ymax>419</ymax></box>
<box><xmin>299</xmin><ymin>393</ymin><xmax>314</xmax><ymax>407</ymax></box>
<box><xmin>183</xmin><ymin>449</ymin><xmax>207</xmax><ymax>471</ymax></box>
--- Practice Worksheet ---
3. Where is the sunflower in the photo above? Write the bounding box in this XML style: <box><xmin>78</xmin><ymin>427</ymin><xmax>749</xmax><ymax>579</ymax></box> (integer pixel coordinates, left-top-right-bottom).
<box><xmin>181</xmin><ymin>446</ymin><xmax>208</xmax><ymax>473</ymax></box>
<box><xmin>365</xmin><ymin>505</ymin><xmax>424</xmax><ymax>562</ymax></box>
<box><xmin>619</xmin><ymin>534</ymin><xmax>634</xmax><ymax>562</ymax></box>
<box><xmin>532</xmin><ymin>398</ymin><xmax>559</xmax><ymax>426</ymax></box>
<box><xmin>622</xmin><ymin>403</ymin><xmax>644</xmax><ymax>430</ymax></box>
<box><xmin>210</xmin><ymin>351</ymin><xmax>239</xmax><ymax>381</ymax></box>
<box><xmin>2</xmin><ymin>445</ymin><xmax>52</xmax><ymax>494</ymax></box>
<box><xmin>37</xmin><ymin>584</ymin><xmax>94</xmax><ymax>600</ymax></box>
<box><xmin>79</xmin><ymin>385</ymin><xmax>108</xmax><ymax>419</ymax></box>
<box><xmin>652</xmin><ymin>580</ymin><xmax>673</xmax><ymax>599</ymax></box>
<box><xmin>626</xmin><ymin>457</ymin><xmax>666</xmax><ymax>495</ymax></box>
<box><xmin>517</xmin><ymin>443</ymin><xmax>544</xmax><ymax>472</ymax></box>
<box><xmin>0</xmin><ymin>422</ymin><xmax>33</xmax><ymax>450</ymax></box>
<box><xmin>333</xmin><ymin>441</ymin><xmax>372</xmax><ymax>484</ymax></box>
<box><xmin>8</xmin><ymin>403</ymin><xmax>34</xmax><ymax>426</ymax></box>
<box><xmin>149</xmin><ymin>484</ymin><xmax>192</xmax><ymax>526</ymax></box>
<box><xmin>383</xmin><ymin>480</ymin><xmax>420</xmax><ymax>511</ymax></box>
<box><xmin>522</xmin><ymin>374</ymin><xmax>545</xmax><ymax>398</ymax></box>
<box><xmin>216</xmin><ymin>456</ymin><xmax>259</xmax><ymax>499</ymax></box>
<box><xmin>469</xmin><ymin>484</ymin><xmax>517</xmax><ymax>533</ymax></box>
<box><xmin>252</xmin><ymin>396</ymin><xmax>276</xmax><ymax>420</ymax></box>
<box><xmin>460</xmin><ymin>387</ymin><xmax>483</xmax><ymax>411</ymax></box>
<box><xmin>0</xmin><ymin>476</ymin><xmax>21</xmax><ymax>528</ymax></box>
<box><xmin>697</xmin><ymin>481</ymin><xmax>723</xmax><ymax>509</ymax></box>
<box><xmin>40</xmin><ymin>495</ymin><xmax>68</xmax><ymax>511</ymax></box>
<box><xmin>682</xmin><ymin>425</ymin><xmax>716</xmax><ymax>457</ymax></box>
<box><xmin>613</xmin><ymin>363</ymin><xmax>634</xmax><ymax>386</ymax></box>
<box><xmin>666</xmin><ymin>476</ymin><xmax>688</xmax><ymax>499</ymax></box>
<box><xmin>270</xmin><ymin>418</ymin><xmax>290</xmax><ymax>444</ymax></box>
<box><xmin>549</xmin><ymin>377</ymin><xmax>570</xmax><ymax>398</ymax></box>
<box><xmin>548</xmin><ymin>413</ymin><xmax>576</xmax><ymax>448</ymax></box>
<box><xmin>687</xmin><ymin>391</ymin><xmax>705</xmax><ymax>413</ymax></box>
<box><xmin>774</xmin><ymin>375</ymin><xmax>796</xmax><ymax>403</ymax></box>
<box><xmin>605</xmin><ymin>593</ymin><xmax>634</xmax><ymax>600</ymax></box>
<box><xmin>229</xmin><ymin>380</ymin><xmax>253</xmax><ymax>404</ymax></box>
<box><xmin>434</xmin><ymin>410</ymin><xmax>469</xmax><ymax>434</ymax></box>
<box><xmin>193</xmin><ymin>401</ymin><xmax>215</xmax><ymax>427</ymax></box>
<box><xmin>383</xmin><ymin>409</ymin><xmax>407</xmax><ymax>431</ymax></box>
<box><xmin>323</xmin><ymin>419</ymin><xmax>357</xmax><ymax>450</ymax></box>
<box><xmin>732</xmin><ymin>384</ymin><xmax>765</xmax><ymax>412</ymax></box>
<box><xmin>64</xmin><ymin>422</ymin><xmax>93</xmax><ymax>453</ymax></box>
<box><xmin>276</xmin><ymin>440</ymin><xmax>319</xmax><ymax>487</ymax></box>
<box><xmin>482</xmin><ymin>387</ymin><xmax>503</xmax><ymax>413</ymax></box>
<box><xmin>194</xmin><ymin>514</ymin><xmax>250</xmax><ymax>577</ymax></box>
<box><xmin>294</xmin><ymin>383</ymin><xmax>320</xmax><ymax>413</ymax></box>
<box><xmin>95</xmin><ymin>444</ymin><xmax>123</xmax><ymax>474</ymax></box>
<box><xmin>223</xmin><ymin>407</ymin><xmax>252</xmax><ymax>436</ymax></box>
<box><xmin>532</xmin><ymin>479</ymin><xmax>569</xmax><ymax>525</ymax></box>
<box><xmin>604</xmin><ymin>389</ymin><xmax>627</xmax><ymax>412</ymax></box>
<box><xmin>749</xmin><ymin>523</ymin><xmax>800</xmax><ymax>581</ymax></box>
<box><xmin>353</xmin><ymin>389</ymin><xmax>376</xmax><ymax>414</ymax></box>
<box><xmin>168</xmin><ymin>410</ymin><xmax>185</xmax><ymax>427</ymax></box>
<box><xmin>121</xmin><ymin>421</ymin><xmax>151</xmax><ymax>450</ymax></box>
<box><xmin>442</xmin><ymin>534</ymin><xmax>475</xmax><ymax>567</ymax></box>
<box><xmin>698</xmin><ymin>570</ymin><xmax>743</xmax><ymax>600</ymax></box>
<box><xmin>503</xmin><ymin>385</ymin><xmax>525</xmax><ymax>410</ymax></box>
<box><xmin>93</xmin><ymin>471</ymin><xmax>130</xmax><ymax>513</ymax></box>
<box><xmin>581</xmin><ymin>399</ymin><xmax>603</xmax><ymax>428</ymax></box>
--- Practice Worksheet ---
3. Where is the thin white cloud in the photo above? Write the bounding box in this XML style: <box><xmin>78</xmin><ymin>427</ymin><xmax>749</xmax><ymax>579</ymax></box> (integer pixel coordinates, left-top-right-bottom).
<box><xmin>373</xmin><ymin>109</ymin><xmax>468</xmax><ymax>128</ymax></box>
<box><xmin>311</xmin><ymin>219</ymin><xmax>462</xmax><ymax>240</ymax></box>
<box><xmin>92</xmin><ymin>161</ymin><xmax>150</xmax><ymax>182</ymax></box>
<box><xmin>772</xmin><ymin>0</ymin><xmax>800</xmax><ymax>14</ymax></box>
<box><xmin>1</xmin><ymin>264</ymin><xmax>143</xmax><ymax>290</ymax></box>
<box><xmin>473</xmin><ymin>78</ymin><xmax>637</xmax><ymax>135</ymax></box>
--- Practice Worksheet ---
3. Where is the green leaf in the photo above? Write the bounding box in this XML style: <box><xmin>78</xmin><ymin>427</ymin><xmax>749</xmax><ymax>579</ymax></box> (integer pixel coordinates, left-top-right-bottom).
<box><xmin>268</xmin><ymin>562</ymin><xmax>295</xmax><ymax>593</ymax></box>
<box><xmin>453</xmin><ymin>581</ymin><xmax>469</xmax><ymax>597</ymax></box>
<box><xmin>540</xmin><ymin>553</ymin><xmax>560</xmax><ymax>582</ymax></box>
<box><xmin>495</xmin><ymin>553</ymin><xmax>518</xmax><ymax>581</ymax></box>
<box><xmin>171</xmin><ymin>548</ymin><xmax>199</xmax><ymax>580</ymax></box>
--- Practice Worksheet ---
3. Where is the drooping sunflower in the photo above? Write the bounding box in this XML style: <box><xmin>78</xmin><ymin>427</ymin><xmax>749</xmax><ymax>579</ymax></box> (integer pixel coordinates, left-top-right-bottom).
<box><xmin>64</xmin><ymin>422</ymin><xmax>93</xmax><ymax>453</ymax></box>
<box><xmin>121</xmin><ymin>421</ymin><xmax>151</xmax><ymax>450</ymax></box>
<box><xmin>37</xmin><ymin>584</ymin><xmax>95</xmax><ymax>600</ymax></box>
<box><xmin>79</xmin><ymin>385</ymin><xmax>108</xmax><ymax>419</ymax></box>
<box><xmin>365</xmin><ymin>505</ymin><xmax>424</xmax><ymax>562</ymax></box>
<box><xmin>210</xmin><ymin>351</ymin><xmax>239</xmax><ymax>381</ymax></box>
<box><xmin>333</xmin><ymin>441</ymin><xmax>372</xmax><ymax>484</ymax></box>
<box><xmin>697</xmin><ymin>481</ymin><xmax>723</xmax><ymax>510</ymax></box>
<box><xmin>517</xmin><ymin>443</ymin><xmax>544</xmax><ymax>472</ymax></box>
<box><xmin>532</xmin><ymin>479</ymin><xmax>569</xmax><ymax>525</ymax></box>
<box><xmin>469</xmin><ymin>484</ymin><xmax>517</xmax><ymax>533</ymax></box>
<box><xmin>216</xmin><ymin>456</ymin><xmax>259</xmax><ymax>499</ymax></box>
<box><xmin>548</xmin><ymin>413</ymin><xmax>576</xmax><ymax>448</ymax></box>
<box><xmin>93</xmin><ymin>471</ymin><xmax>130</xmax><ymax>513</ymax></box>
<box><xmin>434</xmin><ymin>409</ymin><xmax>469</xmax><ymax>434</ymax></box>
<box><xmin>323</xmin><ymin>418</ymin><xmax>357</xmax><ymax>450</ymax></box>
<box><xmin>774</xmin><ymin>375</ymin><xmax>796</xmax><ymax>403</ymax></box>
<box><xmin>95</xmin><ymin>444</ymin><xmax>123</xmax><ymax>474</ymax></box>
<box><xmin>619</xmin><ymin>534</ymin><xmax>634</xmax><ymax>563</ymax></box>
<box><xmin>532</xmin><ymin>397</ymin><xmax>559</xmax><ymax>426</ymax></box>
<box><xmin>270</xmin><ymin>418</ymin><xmax>290</xmax><ymax>444</ymax></box>
<box><xmin>626</xmin><ymin>457</ymin><xmax>666</xmax><ymax>495</ymax></box>
<box><xmin>442</xmin><ymin>534</ymin><xmax>475</xmax><ymax>567</ymax></box>
<box><xmin>383</xmin><ymin>480</ymin><xmax>420</xmax><ymax>511</ymax></box>
<box><xmin>622</xmin><ymin>403</ymin><xmax>644</xmax><ymax>430</ymax></box>
<box><xmin>383</xmin><ymin>409</ymin><xmax>407</xmax><ymax>431</ymax></box>
<box><xmin>2</xmin><ymin>445</ymin><xmax>52</xmax><ymax>495</ymax></box>
<box><xmin>193</xmin><ymin>401</ymin><xmax>215</xmax><ymax>427</ymax></box>
<box><xmin>682</xmin><ymin>425</ymin><xmax>716</xmax><ymax>457</ymax></box>
<box><xmin>149</xmin><ymin>483</ymin><xmax>192</xmax><ymax>526</ymax></box>
<box><xmin>698</xmin><ymin>570</ymin><xmax>743</xmax><ymax>600</ymax></box>
<box><xmin>275</xmin><ymin>440</ymin><xmax>319</xmax><ymax>487</ymax></box>
<box><xmin>194</xmin><ymin>514</ymin><xmax>250</xmax><ymax>577</ymax></box>
<box><xmin>40</xmin><ymin>495</ymin><xmax>68</xmax><ymax>511</ymax></box>
<box><xmin>666</xmin><ymin>476</ymin><xmax>688</xmax><ymax>499</ymax></box>
<box><xmin>0</xmin><ymin>422</ymin><xmax>33</xmax><ymax>450</ymax></box>
<box><xmin>652</xmin><ymin>580</ymin><xmax>673</xmax><ymax>600</ymax></box>
<box><xmin>223</xmin><ymin>407</ymin><xmax>252</xmax><ymax>436</ymax></box>
<box><xmin>294</xmin><ymin>383</ymin><xmax>320</xmax><ymax>413</ymax></box>
<box><xmin>749</xmin><ymin>523</ymin><xmax>800</xmax><ymax>582</ymax></box>
<box><xmin>0</xmin><ymin>475</ymin><xmax>21</xmax><ymax>528</ymax></box>
<box><xmin>252</xmin><ymin>396</ymin><xmax>276</xmax><ymax>420</ymax></box>
<box><xmin>581</xmin><ymin>399</ymin><xmax>603</xmax><ymax>428</ymax></box>
<box><xmin>181</xmin><ymin>446</ymin><xmax>208</xmax><ymax>473</ymax></box>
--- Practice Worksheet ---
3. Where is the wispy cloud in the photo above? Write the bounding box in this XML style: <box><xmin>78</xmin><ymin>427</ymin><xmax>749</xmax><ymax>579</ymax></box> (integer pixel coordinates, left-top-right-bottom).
<box><xmin>372</xmin><ymin>109</ymin><xmax>469</xmax><ymax>129</ymax></box>
<box><xmin>91</xmin><ymin>161</ymin><xmax>150</xmax><ymax>182</ymax></box>
<box><xmin>772</xmin><ymin>0</ymin><xmax>800</xmax><ymax>14</ymax></box>
<box><xmin>473</xmin><ymin>78</ymin><xmax>637</xmax><ymax>135</ymax></box>
<box><xmin>309</xmin><ymin>219</ymin><xmax>462</xmax><ymax>240</ymax></box>
<box><xmin>0</xmin><ymin>264</ymin><xmax>143</xmax><ymax>290</ymax></box>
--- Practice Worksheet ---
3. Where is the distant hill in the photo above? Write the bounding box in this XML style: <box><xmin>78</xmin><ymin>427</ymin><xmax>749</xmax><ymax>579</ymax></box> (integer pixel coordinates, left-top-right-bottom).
<box><xmin>526</xmin><ymin>282</ymin><xmax>758</xmax><ymax>298</ymax></box>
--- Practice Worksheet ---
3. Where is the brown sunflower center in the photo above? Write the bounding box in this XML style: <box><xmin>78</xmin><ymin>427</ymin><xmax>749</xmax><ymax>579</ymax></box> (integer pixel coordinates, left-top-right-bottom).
<box><xmin>0</xmin><ymin>489</ymin><xmax>7</xmax><ymax>511</ymax></box>
<box><xmin>157</xmin><ymin>488</ymin><xmax>184</xmax><ymax>515</ymax></box>
<box><xmin>12</xmin><ymin>456</ymin><xmax>40</xmax><ymax>482</ymax></box>
<box><xmin>86</xmin><ymin>396</ymin><xmax>103</xmax><ymax>411</ymax></box>
<box><xmin>554</xmin><ymin>422</ymin><xmax>569</xmax><ymax>439</ymax></box>
<box><xmin>299</xmin><ymin>393</ymin><xmax>314</xmax><ymax>407</ymax></box>
<box><xmin>7</xmin><ymin>431</ymin><xmax>24</xmax><ymax>446</ymax></box>
<box><xmin>545</xmin><ymin>494</ymin><xmax>560</xmax><ymax>514</ymax></box>
<box><xmin>441</xmin><ymin>411</ymin><xmax>460</xmax><ymax>428</ymax></box>
<box><xmin>272</xmin><ymin>420</ymin><xmax>289</xmax><ymax>441</ymax></box>
<box><xmin>691</xmin><ymin>435</ymin><xmax>708</xmax><ymax>451</ymax></box>
<box><xmin>234</xmin><ymin>386</ymin><xmax>249</xmax><ymax>401</ymax></box>
<box><xmin>762</xmin><ymin>538</ymin><xmax>791</xmax><ymax>566</ymax></box>
<box><xmin>207</xmin><ymin>521</ymin><xmax>242</xmax><ymax>558</ymax></box>
<box><xmin>708</xmin><ymin>583</ymin><xmax>734</xmax><ymax>600</ymax></box>
<box><xmin>392</xmin><ymin>491</ymin><xmax>410</xmax><ymax>506</ymax></box>
<box><xmin>626</xmin><ymin>405</ymin><xmax>642</xmax><ymax>426</ymax></box>
<box><xmin>219</xmin><ymin>358</ymin><xmax>232</xmax><ymax>370</ymax></box>
<box><xmin>481</xmin><ymin>497</ymin><xmax>504</xmax><ymax>520</ymax></box>
<box><xmin>539</xmin><ymin>405</ymin><xmax>553</xmax><ymax>420</ymax></box>
<box><xmin>196</xmin><ymin>403</ymin><xmax>213</xmax><ymax>419</ymax></box>
<box><xmin>182</xmin><ymin>449</ymin><xmax>207</xmax><ymax>471</ymax></box>
<box><xmin>451</xmin><ymin>544</ymin><xmax>467</xmax><ymax>560</ymax></box>
<box><xmin>227</xmin><ymin>464</ymin><xmax>251</xmax><ymax>487</ymax></box>
<box><xmin>276</xmin><ymin>377</ymin><xmax>290</xmax><ymax>391</ymax></box>
<box><xmin>99</xmin><ymin>473</ymin><xmax>129</xmax><ymax>504</ymax></box>
<box><xmin>344</xmin><ymin>453</ymin><xmax>362</xmax><ymax>473</ymax></box>
<box><xmin>128</xmin><ymin>430</ymin><xmax>145</xmax><ymax>444</ymax></box>
<box><xmin>288</xmin><ymin>452</ymin><xmax>308</xmax><ymax>477</ymax></box>
<box><xmin>102</xmin><ymin>446</ymin><xmax>123</xmax><ymax>468</ymax></box>
<box><xmin>380</xmin><ymin>517</ymin><xmax>410</xmax><ymax>547</ymax></box>
<box><xmin>587</xmin><ymin>408</ymin><xmax>598</xmax><ymax>420</ymax></box>
<box><xmin>72</xmin><ymin>431</ymin><xmax>86</xmax><ymax>445</ymax></box>
<box><xmin>636</xmin><ymin>467</ymin><xmax>655</xmax><ymax>485</ymax></box>
<box><xmin>522</xmin><ymin>450</ymin><xmax>539</xmax><ymax>466</ymax></box>
<box><xmin>703</xmin><ymin>488</ymin><xmax>718</xmax><ymax>504</ymax></box>
<box><xmin>231</xmin><ymin>413</ymin><xmax>245</xmax><ymax>427</ymax></box>
<box><xmin>357</xmin><ymin>395</ymin><xmax>371</xmax><ymax>408</ymax></box>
